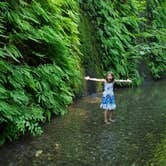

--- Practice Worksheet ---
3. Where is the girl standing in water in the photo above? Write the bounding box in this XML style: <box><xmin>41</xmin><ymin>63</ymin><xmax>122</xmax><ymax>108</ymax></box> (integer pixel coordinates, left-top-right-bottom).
<box><xmin>85</xmin><ymin>72</ymin><xmax>132</xmax><ymax>124</ymax></box>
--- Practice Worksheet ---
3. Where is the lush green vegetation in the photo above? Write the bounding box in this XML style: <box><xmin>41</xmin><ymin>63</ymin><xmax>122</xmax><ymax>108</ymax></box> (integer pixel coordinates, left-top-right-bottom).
<box><xmin>0</xmin><ymin>0</ymin><xmax>83</xmax><ymax>145</ymax></box>
<box><xmin>80</xmin><ymin>0</ymin><xmax>166</xmax><ymax>83</ymax></box>
<box><xmin>0</xmin><ymin>0</ymin><xmax>165</xmax><ymax>145</ymax></box>
<box><xmin>151</xmin><ymin>133</ymin><xmax>166</xmax><ymax>165</ymax></box>
<box><xmin>80</xmin><ymin>0</ymin><xmax>143</xmax><ymax>85</ymax></box>
<box><xmin>140</xmin><ymin>0</ymin><xmax>166</xmax><ymax>78</ymax></box>
<box><xmin>79</xmin><ymin>10</ymin><xmax>103</xmax><ymax>93</ymax></box>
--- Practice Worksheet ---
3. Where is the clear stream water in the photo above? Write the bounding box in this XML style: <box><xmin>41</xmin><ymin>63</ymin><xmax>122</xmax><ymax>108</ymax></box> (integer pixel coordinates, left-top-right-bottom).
<box><xmin>0</xmin><ymin>80</ymin><xmax>166</xmax><ymax>166</ymax></box>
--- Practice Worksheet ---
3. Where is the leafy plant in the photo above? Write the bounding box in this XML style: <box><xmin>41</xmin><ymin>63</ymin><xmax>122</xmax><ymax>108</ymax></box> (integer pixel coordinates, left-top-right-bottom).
<box><xmin>0</xmin><ymin>0</ymin><xmax>83</xmax><ymax>145</ymax></box>
<box><xmin>80</xmin><ymin>0</ymin><xmax>142</xmax><ymax>85</ymax></box>
<box><xmin>139</xmin><ymin>0</ymin><xmax>166</xmax><ymax>78</ymax></box>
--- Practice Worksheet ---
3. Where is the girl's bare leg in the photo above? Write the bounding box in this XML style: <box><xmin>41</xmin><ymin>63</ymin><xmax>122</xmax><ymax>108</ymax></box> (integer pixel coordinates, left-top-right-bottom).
<box><xmin>104</xmin><ymin>110</ymin><xmax>108</xmax><ymax>123</ymax></box>
<box><xmin>109</xmin><ymin>110</ymin><xmax>114</xmax><ymax>121</ymax></box>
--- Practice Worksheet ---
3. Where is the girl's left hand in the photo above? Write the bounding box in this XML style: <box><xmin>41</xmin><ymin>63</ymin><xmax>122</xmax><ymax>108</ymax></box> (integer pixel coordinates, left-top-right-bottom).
<box><xmin>127</xmin><ymin>79</ymin><xmax>132</xmax><ymax>83</ymax></box>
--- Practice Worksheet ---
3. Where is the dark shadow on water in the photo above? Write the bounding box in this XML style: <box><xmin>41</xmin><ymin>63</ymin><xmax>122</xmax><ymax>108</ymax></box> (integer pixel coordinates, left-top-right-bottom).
<box><xmin>0</xmin><ymin>80</ymin><xmax>166</xmax><ymax>166</ymax></box>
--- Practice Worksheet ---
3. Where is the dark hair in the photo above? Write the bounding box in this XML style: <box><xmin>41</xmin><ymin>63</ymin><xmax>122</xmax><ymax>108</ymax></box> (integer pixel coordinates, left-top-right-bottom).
<box><xmin>105</xmin><ymin>71</ymin><xmax>114</xmax><ymax>83</ymax></box>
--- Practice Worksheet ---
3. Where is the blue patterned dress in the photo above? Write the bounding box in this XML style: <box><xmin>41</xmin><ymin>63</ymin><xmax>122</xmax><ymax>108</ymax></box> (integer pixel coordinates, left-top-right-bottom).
<box><xmin>100</xmin><ymin>82</ymin><xmax>116</xmax><ymax>110</ymax></box>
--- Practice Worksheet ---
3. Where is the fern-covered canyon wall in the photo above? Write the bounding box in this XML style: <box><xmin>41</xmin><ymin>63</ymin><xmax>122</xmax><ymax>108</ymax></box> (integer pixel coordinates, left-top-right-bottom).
<box><xmin>0</xmin><ymin>0</ymin><xmax>83</xmax><ymax>145</ymax></box>
<box><xmin>141</xmin><ymin>0</ymin><xmax>166</xmax><ymax>78</ymax></box>
<box><xmin>79</xmin><ymin>9</ymin><xmax>103</xmax><ymax>93</ymax></box>
<box><xmin>80</xmin><ymin>0</ymin><xmax>166</xmax><ymax>84</ymax></box>
<box><xmin>80</xmin><ymin>0</ymin><xmax>142</xmax><ymax>85</ymax></box>
<box><xmin>0</xmin><ymin>0</ymin><xmax>165</xmax><ymax>145</ymax></box>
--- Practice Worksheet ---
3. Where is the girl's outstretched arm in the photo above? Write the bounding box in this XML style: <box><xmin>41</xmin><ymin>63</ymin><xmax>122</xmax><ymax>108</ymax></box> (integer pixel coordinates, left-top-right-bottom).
<box><xmin>85</xmin><ymin>76</ymin><xmax>105</xmax><ymax>82</ymax></box>
<box><xmin>115</xmin><ymin>79</ymin><xmax>132</xmax><ymax>83</ymax></box>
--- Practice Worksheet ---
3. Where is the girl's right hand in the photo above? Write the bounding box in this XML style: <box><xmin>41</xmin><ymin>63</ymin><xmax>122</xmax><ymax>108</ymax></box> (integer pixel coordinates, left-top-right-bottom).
<box><xmin>85</xmin><ymin>76</ymin><xmax>90</xmax><ymax>80</ymax></box>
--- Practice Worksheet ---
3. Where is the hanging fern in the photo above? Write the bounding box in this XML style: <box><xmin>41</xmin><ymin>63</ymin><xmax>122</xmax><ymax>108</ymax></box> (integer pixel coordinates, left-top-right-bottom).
<box><xmin>80</xmin><ymin>0</ymin><xmax>142</xmax><ymax>85</ymax></box>
<box><xmin>0</xmin><ymin>0</ymin><xmax>83</xmax><ymax>145</ymax></box>
<box><xmin>80</xmin><ymin>0</ymin><xmax>165</xmax><ymax>82</ymax></box>
<box><xmin>142</xmin><ymin>0</ymin><xmax>166</xmax><ymax>78</ymax></box>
